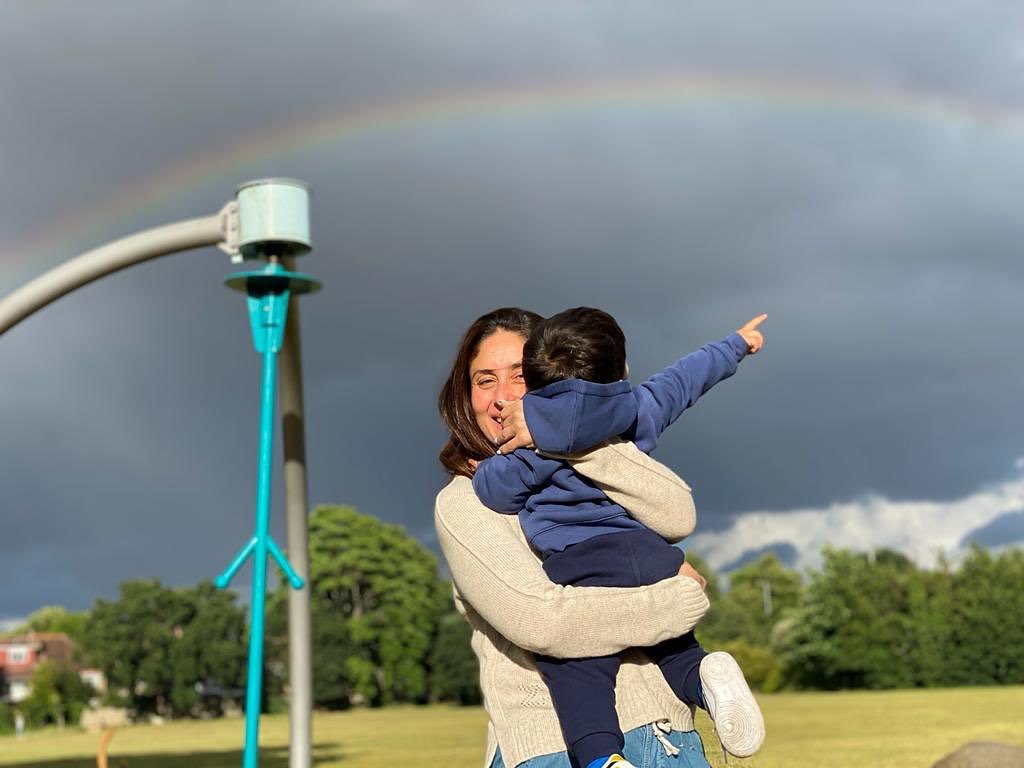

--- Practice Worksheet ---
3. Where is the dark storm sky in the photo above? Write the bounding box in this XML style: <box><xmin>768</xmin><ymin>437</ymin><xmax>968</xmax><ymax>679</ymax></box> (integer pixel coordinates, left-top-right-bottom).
<box><xmin>2</xmin><ymin>2</ymin><xmax>1023</xmax><ymax>621</ymax></box>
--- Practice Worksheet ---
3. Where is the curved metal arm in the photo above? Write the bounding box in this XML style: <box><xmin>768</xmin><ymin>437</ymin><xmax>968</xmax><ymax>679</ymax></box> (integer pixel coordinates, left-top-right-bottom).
<box><xmin>0</xmin><ymin>203</ymin><xmax>235</xmax><ymax>335</ymax></box>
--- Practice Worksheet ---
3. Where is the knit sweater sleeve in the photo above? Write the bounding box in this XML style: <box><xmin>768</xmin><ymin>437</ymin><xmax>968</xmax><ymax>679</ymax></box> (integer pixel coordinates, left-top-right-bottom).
<box><xmin>554</xmin><ymin>440</ymin><xmax>696</xmax><ymax>543</ymax></box>
<box><xmin>435</xmin><ymin>474</ymin><xmax>709</xmax><ymax>659</ymax></box>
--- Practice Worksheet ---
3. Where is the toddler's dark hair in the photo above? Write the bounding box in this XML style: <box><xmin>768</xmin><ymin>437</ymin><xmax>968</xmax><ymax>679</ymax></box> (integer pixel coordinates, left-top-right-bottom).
<box><xmin>523</xmin><ymin>307</ymin><xmax>626</xmax><ymax>390</ymax></box>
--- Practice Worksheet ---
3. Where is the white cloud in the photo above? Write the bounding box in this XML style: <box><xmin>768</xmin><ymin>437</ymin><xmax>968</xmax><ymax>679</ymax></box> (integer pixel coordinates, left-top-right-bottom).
<box><xmin>689</xmin><ymin>476</ymin><xmax>1024</xmax><ymax>574</ymax></box>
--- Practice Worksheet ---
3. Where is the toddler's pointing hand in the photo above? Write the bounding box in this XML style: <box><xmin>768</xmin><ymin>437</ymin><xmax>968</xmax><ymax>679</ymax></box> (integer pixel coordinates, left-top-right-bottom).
<box><xmin>736</xmin><ymin>314</ymin><xmax>767</xmax><ymax>354</ymax></box>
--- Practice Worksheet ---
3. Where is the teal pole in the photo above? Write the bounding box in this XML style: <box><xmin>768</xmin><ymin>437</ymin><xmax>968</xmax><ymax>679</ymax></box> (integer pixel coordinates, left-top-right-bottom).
<box><xmin>217</xmin><ymin>260</ymin><xmax>319</xmax><ymax>768</ymax></box>
<box><xmin>243</xmin><ymin>316</ymin><xmax>280</xmax><ymax>768</ymax></box>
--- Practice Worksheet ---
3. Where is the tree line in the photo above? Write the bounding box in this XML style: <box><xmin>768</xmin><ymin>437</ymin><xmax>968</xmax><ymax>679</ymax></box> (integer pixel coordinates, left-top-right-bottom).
<box><xmin>688</xmin><ymin>544</ymin><xmax>1024</xmax><ymax>691</ymax></box>
<box><xmin>3</xmin><ymin>505</ymin><xmax>1022</xmax><ymax>732</ymax></box>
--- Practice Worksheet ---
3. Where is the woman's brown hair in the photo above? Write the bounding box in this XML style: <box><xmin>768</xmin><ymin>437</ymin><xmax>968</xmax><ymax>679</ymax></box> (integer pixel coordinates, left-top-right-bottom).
<box><xmin>438</xmin><ymin>307</ymin><xmax>544</xmax><ymax>478</ymax></box>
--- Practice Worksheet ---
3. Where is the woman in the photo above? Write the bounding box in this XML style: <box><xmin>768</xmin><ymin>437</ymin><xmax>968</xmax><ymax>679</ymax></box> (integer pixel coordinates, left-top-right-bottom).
<box><xmin>434</xmin><ymin>307</ymin><xmax>714</xmax><ymax>768</ymax></box>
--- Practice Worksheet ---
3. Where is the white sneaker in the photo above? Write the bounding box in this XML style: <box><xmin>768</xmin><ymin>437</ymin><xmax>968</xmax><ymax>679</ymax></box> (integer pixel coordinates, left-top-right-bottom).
<box><xmin>699</xmin><ymin>651</ymin><xmax>766</xmax><ymax>758</ymax></box>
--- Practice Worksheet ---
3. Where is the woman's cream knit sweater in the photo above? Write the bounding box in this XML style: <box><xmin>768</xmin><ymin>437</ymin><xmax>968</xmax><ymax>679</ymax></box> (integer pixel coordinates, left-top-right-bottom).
<box><xmin>434</xmin><ymin>441</ymin><xmax>711</xmax><ymax>768</ymax></box>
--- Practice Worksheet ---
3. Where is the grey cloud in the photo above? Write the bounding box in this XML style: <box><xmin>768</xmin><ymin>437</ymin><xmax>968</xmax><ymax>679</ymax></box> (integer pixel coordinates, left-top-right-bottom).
<box><xmin>3</xmin><ymin>2</ymin><xmax>1024</xmax><ymax>614</ymax></box>
<box><xmin>960</xmin><ymin>510</ymin><xmax>1024</xmax><ymax>549</ymax></box>
<box><xmin>717</xmin><ymin>542</ymin><xmax>800</xmax><ymax>573</ymax></box>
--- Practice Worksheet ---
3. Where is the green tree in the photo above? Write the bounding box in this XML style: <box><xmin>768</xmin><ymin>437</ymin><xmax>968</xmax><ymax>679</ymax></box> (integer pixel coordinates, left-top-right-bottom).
<box><xmin>56</xmin><ymin>663</ymin><xmax>94</xmax><ymax>726</ymax></box>
<box><xmin>304</xmin><ymin>505</ymin><xmax>448</xmax><ymax>706</ymax></box>
<box><xmin>263</xmin><ymin>590</ymin><xmax>291</xmax><ymax>713</ymax></box>
<box><xmin>716</xmin><ymin>639</ymin><xmax>784</xmax><ymax>691</ymax></box>
<box><xmin>776</xmin><ymin>548</ymin><xmax>920</xmax><ymax>689</ymax></box>
<box><xmin>80</xmin><ymin>579</ymin><xmax>246</xmax><ymax>717</ymax></box>
<box><xmin>310</xmin><ymin>601</ymin><xmax>354</xmax><ymax>708</ymax></box>
<box><xmin>20</xmin><ymin>662</ymin><xmax>63</xmax><ymax>727</ymax></box>
<box><xmin>428</xmin><ymin>609</ymin><xmax>481</xmax><ymax>705</ymax></box>
<box><xmin>266</xmin><ymin>588</ymin><xmax>356</xmax><ymax>710</ymax></box>
<box><xmin>13</xmin><ymin>606</ymin><xmax>89</xmax><ymax>645</ymax></box>
<box><xmin>166</xmin><ymin>582</ymin><xmax>247</xmax><ymax>716</ymax></box>
<box><xmin>904</xmin><ymin>557</ymin><xmax>954</xmax><ymax>687</ymax></box>
<box><xmin>0</xmin><ymin>701</ymin><xmax>13</xmax><ymax>735</ymax></box>
<box><xmin>698</xmin><ymin>554</ymin><xmax>801</xmax><ymax>648</ymax></box>
<box><xmin>81</xmin><ymin>579</ymin><xmax>189</xmax><ymax>715</ymax></box>
<box><xmin>687</xmin><ymin>553</ymin><xmax>798</xmax><ymax>690</ymax></box>
<box><xmin>746</xmin><ymin>545</ymin><xmax>1024</xmax><ymax>691</ymax></box>
<box><xmin>947</xmin><ymin>546</ymin><xmax>1024</xmax><ymax>685</ymax></box>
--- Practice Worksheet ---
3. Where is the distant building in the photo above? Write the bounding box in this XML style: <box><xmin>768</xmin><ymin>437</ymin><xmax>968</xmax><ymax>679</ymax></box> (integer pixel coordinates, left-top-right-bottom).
<box><xmin>78</xmin><ymin>667</ymin><xmax>107</xmax><ymax>695</ymax></box>
<box><xmin>0</xmin><ymin>632</ymin><xmax>104</xmax><ymax>702</ymax></box>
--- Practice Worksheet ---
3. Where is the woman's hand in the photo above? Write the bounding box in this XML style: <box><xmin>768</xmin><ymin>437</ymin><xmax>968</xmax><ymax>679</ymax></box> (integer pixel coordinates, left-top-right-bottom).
<box><xmin>494</xmin><ymin>399</ymin><xmax>535</xmax><ymax>454</ymax></box>
<box><xmin>678</xmin><ymin>561</ymin><xmax>707</xmax><ymax>591</ymax></box>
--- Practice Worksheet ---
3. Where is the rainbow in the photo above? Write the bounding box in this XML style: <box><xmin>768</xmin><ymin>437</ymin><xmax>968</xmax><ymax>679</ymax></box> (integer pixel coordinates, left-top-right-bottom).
<box><xmin>3</xmin><ymin>71</ymin><xmax>1021</xmax><ymax>289</ymax></box>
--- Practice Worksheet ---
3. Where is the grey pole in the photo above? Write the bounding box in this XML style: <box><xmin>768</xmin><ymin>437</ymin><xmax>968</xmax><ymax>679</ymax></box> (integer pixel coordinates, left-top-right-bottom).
<box><xmin>0</xmin><ymin>208</ymin><xmax>231</xmax><ymax>334</ymax></box>
<box><xmin>0</xmin><ymin>183</ymin><xmax>317</xmax><ymax>768</ymax></box>
<box><xmin>280</xmin><ymin>256</ymin><xmax>313</xmax><ymax>768</ymax></box>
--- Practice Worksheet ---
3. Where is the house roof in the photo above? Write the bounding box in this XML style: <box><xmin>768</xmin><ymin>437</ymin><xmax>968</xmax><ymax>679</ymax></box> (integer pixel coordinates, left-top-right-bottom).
<box><xmin>0</xmin><ymin>632</ymin><xmax>75</xmax><ymax>667</ymax></box>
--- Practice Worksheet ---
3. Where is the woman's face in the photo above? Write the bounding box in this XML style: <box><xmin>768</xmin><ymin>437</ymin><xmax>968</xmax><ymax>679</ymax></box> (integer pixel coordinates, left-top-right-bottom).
<box><xmin>469</xmin><ymin>329</ymin><xmax>527</xmax><ymax>442</ymax></box>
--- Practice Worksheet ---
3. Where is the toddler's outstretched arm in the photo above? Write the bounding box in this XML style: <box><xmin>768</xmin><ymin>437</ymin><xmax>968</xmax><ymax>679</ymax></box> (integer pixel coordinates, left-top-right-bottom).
<box><xmin>500</xmin><ymin>315</ymin><xmax>767</xmax><ymax>456</ymax></box>
<box><xmin>632</xmin><ymin>313</ymin><xmax>767</xmax><ymax>451</ymax></box>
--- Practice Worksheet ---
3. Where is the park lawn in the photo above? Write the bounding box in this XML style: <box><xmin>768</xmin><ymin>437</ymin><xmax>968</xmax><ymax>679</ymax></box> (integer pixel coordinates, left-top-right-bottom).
<box><xmin>1</xmin><ymin>686</ymin><xmax>1022</xmax><ymax>768</ymax></box>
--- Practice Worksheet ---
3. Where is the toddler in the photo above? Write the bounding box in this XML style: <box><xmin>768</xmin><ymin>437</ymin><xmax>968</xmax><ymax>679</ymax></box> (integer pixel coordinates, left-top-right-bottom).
<box><xmin>473</xmin><ymin>307</ymin><xmax>767</xmax><ymax>768</ymax></box>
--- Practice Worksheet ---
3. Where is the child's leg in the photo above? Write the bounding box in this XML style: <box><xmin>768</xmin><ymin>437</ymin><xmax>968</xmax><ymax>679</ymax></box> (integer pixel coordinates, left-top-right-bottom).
<box><xmin>645</xmin><ymin>631</ymin><xmax>707</xmax><ymax>709</ymax></box>
<box><xmin>648</xmin><ymin>638</ymin><xmax>765</xmax><ymax>758</ymax></box>
<box><xmin>613</xmin><ymin>533</ymin><xmax>764</xmax><ymax>759</ymax></box>
<box><xmin>534</xmin><ymin>654</ymin><xmax>623</xmax><ymax>768</ymax></box>
<box><xmin>695</xmin><ymin>652</ymin><xmax>765</xmax><ymax>758</ymax></box>
<box><xmin>561</xmin><ymin>529</ymin><xmax>707</xmax><ymax>707</ymax></box>
<box><xmin>539</xmin><ymin>533</ymin><xmax>666</xmax><ymax>768</ymax></box>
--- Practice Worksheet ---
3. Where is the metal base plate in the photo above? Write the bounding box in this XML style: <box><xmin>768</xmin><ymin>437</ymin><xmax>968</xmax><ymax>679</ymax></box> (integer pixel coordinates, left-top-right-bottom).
<box><xmin>225</xmin><ymin>269</ymin><xmax>321</xmax><ymax>295</ymax></box>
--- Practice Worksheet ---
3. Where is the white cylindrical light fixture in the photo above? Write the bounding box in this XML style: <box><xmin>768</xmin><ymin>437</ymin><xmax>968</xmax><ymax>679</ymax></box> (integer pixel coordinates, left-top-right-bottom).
<box><xmin>236</xmin><ymin>178</ymin><xmax>312</xmax><ymax>260</ymax></box>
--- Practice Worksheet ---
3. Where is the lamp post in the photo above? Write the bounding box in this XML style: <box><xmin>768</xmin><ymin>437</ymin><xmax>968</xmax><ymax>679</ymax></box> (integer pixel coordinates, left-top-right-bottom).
<box><xmin>0</xmin><ymin>178</ymin><xmax>317</xmax><ymax>768</ymax></box>
<box><xmin>215</xmin><ymin>180</ymin><xmax>318</xmax><ymax>768</ymax></box>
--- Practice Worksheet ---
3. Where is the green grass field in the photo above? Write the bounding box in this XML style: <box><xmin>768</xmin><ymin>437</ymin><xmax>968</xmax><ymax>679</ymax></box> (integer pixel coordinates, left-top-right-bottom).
<box><xmin>2</xmin><ymin>687</ymin><xmax>1022</xmax><ymax>768</ymax></box>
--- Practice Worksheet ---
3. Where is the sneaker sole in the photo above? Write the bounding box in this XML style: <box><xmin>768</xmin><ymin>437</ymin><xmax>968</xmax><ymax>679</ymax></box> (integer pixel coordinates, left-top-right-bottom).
<box><xmin>699</xmin><ymin>651</ymin><xmax>766</xmax><ymax>758</ymax></box>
